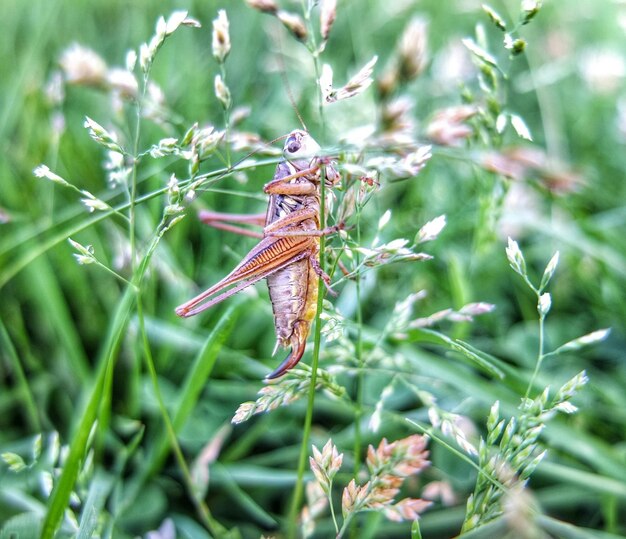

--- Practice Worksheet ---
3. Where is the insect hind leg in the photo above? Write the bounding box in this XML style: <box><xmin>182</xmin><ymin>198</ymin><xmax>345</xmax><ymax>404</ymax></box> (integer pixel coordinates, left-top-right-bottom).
<box><xmin>198</xmin><ymin>209</ymin><xmax>266</xmax><ymax>239</ymax></box>
<box><xmin>267</xmin><ymin>220</ymin><xmax>346</xmax><ymax>238</ymax></box>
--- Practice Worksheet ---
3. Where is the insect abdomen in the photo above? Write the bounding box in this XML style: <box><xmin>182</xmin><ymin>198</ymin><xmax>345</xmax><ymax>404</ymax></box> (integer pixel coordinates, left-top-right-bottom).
<box><xmin>267</xmin><ymin>257</ymin><xmax>318</xmax><ymax>347</ymax></box>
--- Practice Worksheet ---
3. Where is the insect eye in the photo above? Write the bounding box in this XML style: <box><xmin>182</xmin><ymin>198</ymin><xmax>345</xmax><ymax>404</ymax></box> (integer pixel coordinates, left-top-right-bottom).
<box><xmin>286</xmin><ymin>136</ymin><xmax>301</xmax><ymax>154</ymax></box>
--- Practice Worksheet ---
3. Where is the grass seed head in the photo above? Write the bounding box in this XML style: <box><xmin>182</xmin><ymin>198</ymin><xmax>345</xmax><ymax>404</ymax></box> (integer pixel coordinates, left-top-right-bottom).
<box><xmin>80</xmin><ymin>193</ymin><xmax>110</xmax><ymax>213</ymax></box>
<box><xmin>245</xmin><ymin>0</ymin><xmax>278</xmax><ymax>14</ymax></box>
<box><xmin>342</xmin><ymin>435</ymin><xmax>431</xmax><ymax>524</ymax></box>
<box><xmin>68</xmin><ymin>239</ymin><xmax>96</xmax><ymax>265</ymax></box>
<box><xmin>505</xmin><ymin>237</ymin><xmax>526</xmax><ymax>277</ymax></box>
<box><xmin>105</xmin><ymin>68</ymin><xmax>139</xmax><ymax>98</ymax></box>
<box><xmin>322</xmin><ymin>56</ymin><xmax>378</xmax><ymax>103</ymax></box>
<box><xmin>366</xmin><ymin>145</ymin><xmax>431</xmax><ymax>180</ymax></box>
<box><xmin>84</xmin><ymin>116</ymin><xmax>123</xmax><ymax>153</ymax></box>
<box><xmin>422</xmin><ymin>480</ymin><xmax>457</xmax><ymax>506</ymax></box>
<box><xmin>320</xmin><ymin>0</ymin><xmax>337</xmax><ymax>41</ymax></box>
<box><xmin>212</xmin><ymin>10</ymin><xmax>231</xmax><ymax>63</ymax></box>
<box><xmin>540</xmin><ymin>251</ymin><xmax>559</xmax><ymax>290</ymax></box>
<box><xmin>301</xmin><ymin>481</ymin><xmax>327</xmax><ymax>538</ymax></box>
<box><xmin>398</xmin><ymin>17</ymin><xmax>429</xmax><ymax>81</ymax></box>
<box><xmin>426</xmin><ymin>105</ymin><xmax>477</xmax><ymax>146</ymax></box>
<box><xmin>537</xmin><ymin>292</ymin><xmax>552</xmax><ymax>317</ymax></box>
<box><xmin>277</xmin><ymin>10</ymin><xmax>308</xmax><ymax>41</ymax></box>
<box><xmin>521</xmin><ymin>0</ymin><xmax>542</xmax><ymax>25</ymax></box>
<box><xmin>416</xmin><ymin>215</ymin><xmax>447</xmax><ymax>243</ymax></box>
<box><xmin>34</xmin><ymin>165</ymin><xmax>69</xmax><ymax>187</ymax></box>
<box><xmin>309</xmin><ymin>439</ymin><xmax>343</xmax><ymax>494</ymax></box>
<box><xmin>555</xmin><ymin>330</ymin><xmax>610</xmax><ymax>355</ymax></box>
<box><xmin>60</xmin><ymin>43</ymin><xmax>107</xmax><ymax>86</ymax></box>
<box><xmin>214</xmin><ymin>74</ymin><xmax>231</xmax><ymax>108</ymax></box>
<box><xmin>381</xmin><ymin>96</ymin><xmax>415</xmax><ymax>134</ymax></box>
<box><xmin>44</xmin><ymin>71</ymin><xmax>65</xmax><ymax>105</ymax></box>
<box><xmin>502</xmin><ymin>483</ymin><xmax>540</xmax><ymax>537</ymax></box>
<box><xmin>486</xmin><ymin>400</ymin><xmax>501</xmax><ymax>429</ymax></box>
<box><xmin>384</xmin><ymin>498</ymin><xmax>432</xmax><ymax>522</ymax></box>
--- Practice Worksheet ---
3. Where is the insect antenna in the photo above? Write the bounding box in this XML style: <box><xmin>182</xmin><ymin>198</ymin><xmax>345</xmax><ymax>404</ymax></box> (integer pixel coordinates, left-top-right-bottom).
<box><xmin>276</xmin><ymin>31</ymin><xmax>307</xmax><ymax>132</ymax></box>
<box><xmin>229</xmin><ymin>133</ymin><xmax>290</xmax><ymax>171</ymax></box>
<box><xmin>193</xmin><ymin>132</ymin><xmax>290</xmax><ymax>195</ymax></box>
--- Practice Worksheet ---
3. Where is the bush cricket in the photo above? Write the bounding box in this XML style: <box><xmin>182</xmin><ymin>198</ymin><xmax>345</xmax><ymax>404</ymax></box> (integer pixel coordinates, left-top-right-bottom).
<box><xmin>176</xmin><ymin>130</ymin><xmax>342</xmax><ymax>378</ymax></box>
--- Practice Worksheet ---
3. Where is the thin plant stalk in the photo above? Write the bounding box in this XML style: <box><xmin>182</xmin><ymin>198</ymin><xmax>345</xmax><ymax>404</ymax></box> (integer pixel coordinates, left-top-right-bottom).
<box><xmin>136</xmin><ymin>294</ymin><xmax>226</xmax><ymax>536</ymax></box>
<box><xmin>329</xmin><ymin>478</ymin><xmax>340</xmax><ymax>534</ymax></box>
<box><xmin>128</xmin><ymin>73</ymin><xmax>149</xmax><ymax>273</ymax></box>
<box><xmin>353</xmin><ymin>211</ymin><xmax>365</xmax><ymax>472</ymax></box>
<box><xmin>219</xmin><ymin>62</ymin><xmax>231</xmax><ymax>168</ymax></box>
<box><xmin>347</xmin><ymin>204</ymin><xmax>365</xmax><ymax>538</ymax></box>
<box><xmin>287</xmin><ymin>164</ymin><xmax>328</xmax><ymax>539</ymax></box>
<box><xmin>41</xmin><ymin>284</ymin><xmax>135</xmax><ymax>539</ymax></box>
<box><xmin>514</xmin><ymin>274</ymin><xmax>546</xmax><ymax>401</ymax></box>
<box><xmin>91</xmin><ymin>259</ymin><xmax>132</xmax><ymax>286</ymax></box>
<box><xmin>310</xmin><ymin>49</ymin><xmax>326</xmax><ymax>140</ymax></box>
<box><xmin>287</xmin><ymin>6</ymin><xmax>332</xmax><ymax>535</ymax></box>
<box><xmin>525</xmin><ymin>305</ymin><xmax>546</xmax><ymax>400</ymax></box>
<box><xmin>300</xmin><ymin>0</ymin><xmax>326</xmax><ymax>137</ymax></box>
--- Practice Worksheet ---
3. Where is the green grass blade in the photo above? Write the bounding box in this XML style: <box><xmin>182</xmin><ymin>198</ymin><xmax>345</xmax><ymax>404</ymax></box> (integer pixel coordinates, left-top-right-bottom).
<box><xmin>0</xmin><ymin>512</ymin><xmax>42</xmax><ymax>539</ymax></box>
<box><xmin>0</xmin><ymin>319</ymin><xmax>41</xmax><ymax>431</ymax></box>
<box><xmin>77</xmin><ymin>471</ymin><xmax>114</xmax><ymax>539</ymax></box>
<box><xmin>144</xmin><ymin>303</ymin><xmax>240</xmax><ymax>478</ymax></box>
<box><xmin>407</xmin><ymin>328</ymin><xmax>505</xmax><ymax>378</ymax></box>
<box><xmin>538</xmin><ymin>461</ymin><xmax>626</xmax><ymax>500</ymax></box>
<box><xmin>40</xmin><ymin>285</ymin><xmax>135</xmax><ymax>539</ymax></box>
<box><xmin>24</xmin><ymin>257</ymin><xmax>89</xmax><ymax>380</ymax></box>
<box><xmin>212</xmin><ymin>462</ymin><xmax>278</xmax><ymax>527</ymax></box>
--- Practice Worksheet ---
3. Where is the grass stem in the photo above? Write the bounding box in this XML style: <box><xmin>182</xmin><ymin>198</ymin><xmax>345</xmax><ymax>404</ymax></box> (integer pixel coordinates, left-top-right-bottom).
<box><xmin>287</xmin><ymin>162</ymin><xmax>328</xmax><ymax>538</ymax></box>
<box><xmin>136</xmin><ymin>294</ymin><xmax>226</xmax><ymax>536</ymax></box>
<box><xmin>525</xmin><ymin>308</ymin><xmax>546</xmax><ymax>400</ymax></box>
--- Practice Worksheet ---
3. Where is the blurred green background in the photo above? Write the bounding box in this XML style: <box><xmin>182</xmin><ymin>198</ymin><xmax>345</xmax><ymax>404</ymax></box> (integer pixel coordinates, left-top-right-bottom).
<box><xmin>1</xmin><ymin>0</ymin><xmax>625</xmax><ymax>537</ymax></box>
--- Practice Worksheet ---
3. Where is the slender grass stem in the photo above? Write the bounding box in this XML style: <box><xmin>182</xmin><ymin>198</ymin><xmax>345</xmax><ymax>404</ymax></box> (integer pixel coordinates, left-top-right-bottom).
<box><xmin>129</xmin><ymin>76</ymin><xmax>147</xmax><ymax>274</ymax></box>
<box><xmin>41</xmin><ymin>284</ymin><xmax>135</xmax><ymax>539</ymax></box>
<box><xmin>352</xmin><ymin>213</ymin><xmax>365</xmax><ymax>470</ymax></box>
<box><xmin>92</xmin><ymin>260</ymin><xmax>132</xmax><ymax>286</ymax></box>
<box><xmin>301</xmin><ymin>0</ymin><xmax>325</xmax><ymax>137</ymax></box>
<box><xmin>349</xmin><ymin>215</ymin><xmax>365</xmax><ymax>539</ymax></box>
<box><xmin>136</xmin><ymin>294</ymin><xmax>225</xmax><ymax>536</ymax></box>
<box><xmin>219</xmin><ymin>63</ymin><xmax>231</xmax><ymax>168</ymax></box>
<box><xmin>406</xmin><ymin>418</ymin><xmax>504</xmax><ymax>491</ymax></box>
<box><xmin>311</xmin><ymin>54</ymin><xmax>325</xmax><ymax>139</ymax></box>
<box><xmin>525</xmin><ymin>310</ymin><xmax>546</xmax><ymax>400</ymax></box>
<box><xmin>286</xmin><ymin>8</ymin><xmax>332</xmax><ymax>535</ymax></box>
<box><xmin>287</xmin><ymin>163</ymin><xmax>328</xmax><ymax>538</ymax></box>
<box><xmin>328</xmin><ymin>480</ymin><xmax>339</xmax><ymax>534</ymax></box>
<box><xmin>287</xmin><ymin>259</ymin><xmax>325</xmax><ymax>537</ymax></box>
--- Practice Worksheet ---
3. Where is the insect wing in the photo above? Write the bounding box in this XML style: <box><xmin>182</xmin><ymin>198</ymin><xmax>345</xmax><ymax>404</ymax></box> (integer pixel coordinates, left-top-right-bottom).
<box><xmin>175</xmin><ymin>234</ymin><xmax>316</xmax><ymax>317</ymax></box>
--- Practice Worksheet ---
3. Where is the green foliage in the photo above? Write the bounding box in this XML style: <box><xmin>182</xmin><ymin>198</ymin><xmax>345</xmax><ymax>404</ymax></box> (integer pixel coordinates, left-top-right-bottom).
<box><xmin>1</xmin><ymin>0</ymin><xmax>625</xmax><ymax>537</ymax></box>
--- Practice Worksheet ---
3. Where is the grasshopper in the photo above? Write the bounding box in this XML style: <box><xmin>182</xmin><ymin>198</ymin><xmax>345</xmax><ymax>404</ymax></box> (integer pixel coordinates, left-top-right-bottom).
<box><xmin>176</xmin><ymin>130</ymin><xmax>341</xmax><ymax>379</ymax></box>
